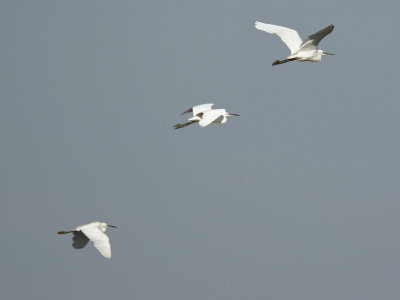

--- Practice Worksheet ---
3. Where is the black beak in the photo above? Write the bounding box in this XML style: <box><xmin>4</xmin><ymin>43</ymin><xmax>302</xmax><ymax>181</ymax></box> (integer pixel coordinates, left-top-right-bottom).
<box><xmin>108</xmin><ymin>225</ymin><xmax>117</xmax><ymax>228</ymax></box>
<box><xmin>229</xmin><ymin>113</ymin><xmax>240</xmax><ymax>116</ymax></box>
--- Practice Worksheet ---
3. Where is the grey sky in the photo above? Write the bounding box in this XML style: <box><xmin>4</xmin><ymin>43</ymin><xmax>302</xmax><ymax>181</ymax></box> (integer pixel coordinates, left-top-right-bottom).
<box><xmin>1</xmin><ymin>0</ymin><xmax>400</xmax><ymax>299</ymax></box>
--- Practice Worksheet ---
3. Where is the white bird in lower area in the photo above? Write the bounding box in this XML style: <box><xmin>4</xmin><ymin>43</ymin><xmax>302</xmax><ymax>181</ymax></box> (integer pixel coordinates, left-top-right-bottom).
<box><xmin>173</xmin><ymin>103</ymin><xmax>239</xmax><ymax>129</ymax></box>
<box><xmin>255</xmin><ymin>21</ymin><xmax>334</xmax><ymax>66</ymax></box>
<box><xmin>58</xmin><ymin>222</ymin><xmax>117</xmax><ymax>259</ymax></box>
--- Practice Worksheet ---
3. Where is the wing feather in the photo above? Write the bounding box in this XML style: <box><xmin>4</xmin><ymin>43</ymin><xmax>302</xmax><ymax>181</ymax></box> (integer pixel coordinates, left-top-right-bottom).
<box><xmin>192</xmin><ymin>103</ymin><xmax>214</xmax><ymax>116</ymax></box>
<box><xmin>72</xmin><ymin>231</ymin><xmax>90</xmax><ymax>249</ymax></box>
<box><xmin>255</xmin><ymin>21</ymin><xmax>303</xmax><ymax>54</ymax></box>
<box><xmin>199</xmin><ymin>109</ymin><xmax>225</xmax><ymax>127</ymax></box>
<box><xmin>302</xmin><ymin>24</ymin><xmax>334</xmax><ymax>48</ymax></box>
<box><xmin>79</xmin><ymin>227</ymin><xmax>112</xmax><ymax>259</ymax></box>
<box><xmin>181</xmin><ymin>103</ymin><xmax>214</xmax><ymax>116</ymax></box>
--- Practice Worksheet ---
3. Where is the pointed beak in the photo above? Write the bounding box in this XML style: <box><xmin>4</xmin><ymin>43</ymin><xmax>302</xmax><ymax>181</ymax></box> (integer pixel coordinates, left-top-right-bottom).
<box><xmin>229</xmin><ymin>113</ymin><xmax>240</xmax><ymax>116</ymax></box>
<box><xmin>323</xmin><ymin>51</ymin><xmax>335</xmax><ymax>55</ymax></box>
<box><xmin>107</xmin><ymin>225</ymin><xmax>117</xmax><ymax>228</ymax></box>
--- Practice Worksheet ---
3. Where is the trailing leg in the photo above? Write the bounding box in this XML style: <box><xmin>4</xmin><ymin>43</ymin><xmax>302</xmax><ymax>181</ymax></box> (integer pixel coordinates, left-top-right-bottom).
<box><xmin>272</xmin><ymin>58</ymin><xmax>296</xmax><ymax>66</ymax></box>
<box><xmin>173</xmin><ymin>120</ymin><xmax>198</xmax><ymax>129</ymax></box>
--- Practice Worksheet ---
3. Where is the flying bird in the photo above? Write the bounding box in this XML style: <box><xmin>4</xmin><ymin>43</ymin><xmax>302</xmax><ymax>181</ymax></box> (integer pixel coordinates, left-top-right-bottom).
<box><xmin>255</xmin><ymin>21</ymin><xmax>334</xmax><ymax>66</ymax></box>
<box><xmin>58</xmin><ymin>222</ymin><xmax>117</xmax><ymax>259</ymax></box>
<box><xmin>174</xmin><ymin>103</ymin><xmax>239</xmax><ymax>129</ymax></box>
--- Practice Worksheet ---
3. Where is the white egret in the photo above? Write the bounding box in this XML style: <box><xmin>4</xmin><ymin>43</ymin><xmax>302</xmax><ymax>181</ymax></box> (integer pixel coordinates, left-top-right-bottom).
<box><xmin>174</xmin><ymin>104</ymin><xmax>239</xmax><ymax>129</ymax></box>
<box><xmin>58</xmin><ymin>222</ymin><xmax>117</xmax><ymax>259</ymax></box>
<box><xmin>255</xmin><ymin>21</ymin><xmax>334</xmax><ymax>66</ymax></box>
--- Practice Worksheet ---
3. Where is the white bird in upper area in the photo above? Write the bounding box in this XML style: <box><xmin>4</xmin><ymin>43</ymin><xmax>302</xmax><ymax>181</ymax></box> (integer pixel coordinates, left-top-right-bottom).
<box><xmin>58</xmin><ymin>222</ymin><xmax>117</xmax><ymax>259</ymax></box>
<box><xmin>173</xmin><ymin>103</ymin><xmax>240</xmax><ymax>129</ymax></box>
<box><xmin>255</xmin><ymin>21</ymin><xmax>335</xmax><ymax>66</ymax></box>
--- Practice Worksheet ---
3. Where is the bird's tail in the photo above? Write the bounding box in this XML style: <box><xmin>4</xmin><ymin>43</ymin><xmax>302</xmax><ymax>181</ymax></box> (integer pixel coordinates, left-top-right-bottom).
<box><xmin>272</xmin><ymin>58</ymin><xmax>296</xmax><ymax>66</ymax></box>
<box><xmin>57</xmin><ymin>230</ymin><xmax>73</xmax><ymax>234</ymax></box>
<box><xmin>173</xmin><ymin>120</ymin><xmax>198</xmax><ymax>129</ymax></box>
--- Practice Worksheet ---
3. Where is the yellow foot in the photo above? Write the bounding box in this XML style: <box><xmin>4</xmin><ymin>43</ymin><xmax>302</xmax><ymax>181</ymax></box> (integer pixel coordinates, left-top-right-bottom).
<box><xmin>272</xmin><ymin>60</ymin><xmax>283</xmax><ymax>66</ymax></box>
<box><xmin>173</xmin><ymin>124</ymin><xmax>186</xmax><ymax>129</ymax></box>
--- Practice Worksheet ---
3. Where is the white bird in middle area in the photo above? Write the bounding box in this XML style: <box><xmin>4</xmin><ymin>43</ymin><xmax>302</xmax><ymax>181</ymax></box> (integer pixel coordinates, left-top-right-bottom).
<box><xmin>255</xmin><ymin>21</ymin><xmax>335</xmax><ymax>66</ymax></box>
<box><xmin>58</xmin><ymin>221</ymin><xmax>117</xmax><ymax>259</ymax></box>
<box><xmin>174</xmin><ymin>103</ymin><xmax>240</xmax><ymax>129</ymax></box>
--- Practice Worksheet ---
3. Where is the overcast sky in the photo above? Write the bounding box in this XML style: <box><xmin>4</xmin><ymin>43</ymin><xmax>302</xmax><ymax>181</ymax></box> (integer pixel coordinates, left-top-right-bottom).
<box><xmin>1</xmin><ymin>0</ymin><xmax>400</xmax><ymax>299</ymax></box>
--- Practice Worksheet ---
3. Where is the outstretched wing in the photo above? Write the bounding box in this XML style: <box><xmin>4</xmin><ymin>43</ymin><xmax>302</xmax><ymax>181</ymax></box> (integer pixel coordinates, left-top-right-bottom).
<box><xmin>199</xmin><ymin>109</ymin><xmax>225</xmax><ymax>127</ymax></box>
<box><xmin>302</xmin><ymin>24</ymin><xmax>334</xmax><ymax>48</ymax></box>
<box><xmin>182</xmin><ymin>103</ymin><xmax>214</xmax><ymax>116</ymax></box>
<box><xmin>79</xmin><ymin>227</ymin><xmax>112</xmax><ymax>259</ymax></box>
<box><xmin>255</xmin><ymin>21</ymin><xmax>303</xmax><ymax>54</ymax></box>
<box><xmin>72</xmin><ymin>231</ymin><xmax>90</xmax><ymax>249</ymax></box>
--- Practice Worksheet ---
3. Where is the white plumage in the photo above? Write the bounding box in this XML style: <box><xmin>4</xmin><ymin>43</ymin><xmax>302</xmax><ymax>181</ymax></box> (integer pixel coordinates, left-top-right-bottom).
<box><xmin>255</xmin><ymin>21</ymin><xmax>335</xmax><ymax>65</ymax></box>
<box><xmin>174</xmin><ymin>104</ymin><xmax>239</xmax><ymax>129</ymax></box>
<box><xmin>58</xmin><ymin>221</ymin><xmax>117</xmax><ymax>259</ymax></box>
<box><xmin>181</xmin><ymin>103</ymin><xmax>214</xmax><ymax>116</ymax></box>
<box><xmin>198</xmin><ymin>109</ymin><xmax>228</xmax><ymax>127</ymax></box>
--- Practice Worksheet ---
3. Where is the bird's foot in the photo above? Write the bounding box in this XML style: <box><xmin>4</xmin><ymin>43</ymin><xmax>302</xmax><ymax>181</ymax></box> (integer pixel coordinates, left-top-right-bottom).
<box><xmin>173</xmin><ymin>123</ymin><xmax>188</xmax><ymax>129</ymax></box>
<box><xmin>272</xmin><ymin>60</ymin><xmax>283</xmax><ymax>66</ymax></box>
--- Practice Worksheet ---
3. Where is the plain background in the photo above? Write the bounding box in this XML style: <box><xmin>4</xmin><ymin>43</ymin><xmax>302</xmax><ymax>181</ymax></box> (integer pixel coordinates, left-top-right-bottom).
<box><xmin>1</xmin><ymin>0</ymin><xmax>400</xmax><ymax>299</ymax></box>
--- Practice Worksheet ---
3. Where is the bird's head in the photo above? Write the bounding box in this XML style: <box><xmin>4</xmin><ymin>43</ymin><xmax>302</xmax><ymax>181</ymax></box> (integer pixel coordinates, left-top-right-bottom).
<box><xmin>321</xmin><ymin>50</ymin><xmax>335</xmax><ymax>56</ymax></box>
<box><xmin>100</xmin><ymin>223</ymin><xmax>117</xmax><ymax>232</ymax></box>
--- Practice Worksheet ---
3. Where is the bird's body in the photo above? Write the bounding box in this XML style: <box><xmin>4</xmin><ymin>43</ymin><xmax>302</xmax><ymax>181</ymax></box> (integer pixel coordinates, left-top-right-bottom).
<box><xmin>255</xmin><ymin>21</ymin><xmax>334</xmax><ymax>66</ymax></box>
<box><xmin>58</xmin><ymin>221</ymin><xmax>117</xmax><ymax>259</ymax></box>
<box><xmin>174</xmin><ymin>104</ymin><xmax>239</xmax><ymax>129</ymax></box>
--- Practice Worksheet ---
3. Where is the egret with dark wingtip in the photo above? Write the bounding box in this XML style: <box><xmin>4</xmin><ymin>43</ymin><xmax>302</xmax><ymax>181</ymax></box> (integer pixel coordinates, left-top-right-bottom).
<box><xmin>174</xmin><ymin>103</ymin><xmax>239</xmax><ymax>129</ymax></box>
<box><xmin>255</xmin><ymin>21</ymin><xmax>335</xmax><ymax>66</ymax></box>
<box><xmin>58</xmin><ymin>221</ymin><xmax>117</xmax><ymax>259</ymax></box>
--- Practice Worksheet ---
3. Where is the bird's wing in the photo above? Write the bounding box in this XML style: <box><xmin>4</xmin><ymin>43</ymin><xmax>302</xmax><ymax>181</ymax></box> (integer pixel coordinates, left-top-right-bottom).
<box><xmin>79</xmin><ymin>227</ymin><xmax>112</xmax><ymax>258</ymax></box>
<box><xmin>192</xmin><ymin>103</ymin><xmax>214</xmax><ymax>116</ymax></box>
<box><xmin>72</xmin><ymin>231</ymin><xmax>90</xmax><ymax>249</ymax></box>
<box><xmin>181</xmin><ymin>107</ymin><xmax>193</xmax><ymax>115</ymax></box>
<box><xmin>255</xmin><ymin>21</ymin><xmax>303</xmax><ymax>54</ymax></box>
<box><xmin>301</xmin><ymin>24</ymin><xmax>334</xmax><ymax>48</ymax></box>
<box><xmin>199</xmin><ymin>110</ymin><xmax>224</xmax><ymax>127</ymax></box>
<box><xmin>181</xmin><ymin>103</ymin><xmax>214</xmax><ymax>116</ymax></box>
